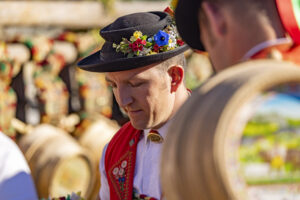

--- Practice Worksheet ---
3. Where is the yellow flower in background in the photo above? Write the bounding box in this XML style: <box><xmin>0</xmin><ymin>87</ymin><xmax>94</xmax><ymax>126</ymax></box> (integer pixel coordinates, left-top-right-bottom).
<box><xmin>35</xmin><ymin>79</ymin><xmax>45</xmax><ymax>88</ymax></box>
<box><xmin>133</xmin><ymin>31</ymin><xmax>143</xmax><ymax>39</ymax></box>
<box><xmin>171</xmin><ymin>0</ymin><xmax>179</xmax><ymax>10</ymax></box>
<box><xmin>65</xmin><ymin>32</ymin><xmax>77</xmax><ymax>43</ymax></box>
<box><xmin>271</xmin><ymin>156</ymin><xmax>284</xmax><ymax>169</ymax></box>
<box><xmin>0</xmin><ymin>42</ymin><xmax>7</xmax><ymax>60</ymax></box>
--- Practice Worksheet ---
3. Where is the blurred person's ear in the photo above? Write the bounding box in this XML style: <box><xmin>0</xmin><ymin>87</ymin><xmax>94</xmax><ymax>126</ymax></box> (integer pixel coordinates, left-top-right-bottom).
<box><xmin>201</xmin><ymin>2</ymin><xmax>227</xmax><ymax>40</ymax></box>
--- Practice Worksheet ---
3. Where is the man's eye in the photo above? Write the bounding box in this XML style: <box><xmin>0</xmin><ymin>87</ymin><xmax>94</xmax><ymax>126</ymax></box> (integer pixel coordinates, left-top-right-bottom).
<box><xmin>131</xmin><ymin>82</ymin><xmax>143</xmax><ymax>87</ymax></box>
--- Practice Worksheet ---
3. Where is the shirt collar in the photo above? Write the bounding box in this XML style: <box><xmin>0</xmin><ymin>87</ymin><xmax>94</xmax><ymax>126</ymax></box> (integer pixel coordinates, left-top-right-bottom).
<box><xmin>241</xmin><ymin>37</ymin><xmax>292</xmax><ymax>61</ymax></box>
<box><xmin>143</xmin><ymin>119</ymin><xmax>172</xmax><ymax>144</ymax></box>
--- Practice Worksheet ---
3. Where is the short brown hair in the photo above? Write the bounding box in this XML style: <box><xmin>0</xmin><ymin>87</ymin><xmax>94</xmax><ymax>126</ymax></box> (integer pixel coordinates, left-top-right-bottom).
<box><xmin>158</xmin><ymin>53</ymin><xmax>186</xmax><ymax>72</ymax></box>
<box><xmin>201</xmin><ymin>0</ymin><xmax>272</xmax><ymax>23</ymax></box>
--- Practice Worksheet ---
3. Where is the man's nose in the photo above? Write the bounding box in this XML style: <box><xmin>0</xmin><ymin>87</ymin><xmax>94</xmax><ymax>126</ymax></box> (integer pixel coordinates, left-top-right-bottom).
<box><xmin>115</xmin><ymin>87</ymin><xmax>133</xmax><ymax>108</ymax></box>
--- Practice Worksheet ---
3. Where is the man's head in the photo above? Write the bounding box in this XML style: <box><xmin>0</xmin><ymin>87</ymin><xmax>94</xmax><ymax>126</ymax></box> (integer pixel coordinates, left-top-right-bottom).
<box><xmin>176</xmin><ymin>0</ymin><xmax>286</xmax><ymax>71</ymax></box>
<box><xmin>77</xmin><ymin>11</ymin><xmax>189</xmax><ymax>129</ymax></box>
<box><xmin>106</xmin><ymin>54</ymin><xmax>186</xmax><ymax>130</ymax></box>
<box><xmin>78</xmin><ymin>11</ymin><xmax>188</xmax><ymax>72</ymax></box>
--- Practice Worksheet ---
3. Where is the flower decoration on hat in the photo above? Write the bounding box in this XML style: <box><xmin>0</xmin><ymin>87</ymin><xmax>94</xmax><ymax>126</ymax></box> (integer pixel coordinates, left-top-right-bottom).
<box><xmin>154</xmin><ymin>30</ymin><xmax>169</xmax><ymax>46</ymax></box>
<box><xmin>113</xmin><ymin>24</ymin><xmax>185</xmax><ymax>58</ymax></box>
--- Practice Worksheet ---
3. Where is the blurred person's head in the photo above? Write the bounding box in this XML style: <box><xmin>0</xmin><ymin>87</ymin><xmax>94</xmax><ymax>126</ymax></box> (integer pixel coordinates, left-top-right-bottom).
<box><xmin>175</xmin><ymin>0</ymin><xmax>286</xmax><ymax>71</ymax></box>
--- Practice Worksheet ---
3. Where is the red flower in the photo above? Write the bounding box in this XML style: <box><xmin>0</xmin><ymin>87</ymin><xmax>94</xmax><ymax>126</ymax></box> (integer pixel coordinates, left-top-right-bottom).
<box><xmin>129</xmin><ymin>39</ymin><xmax>145</xmax><ymax>52</ymax></box>
<box><xmin>37</xmin><ymin>59</ymin><xmax>49</xmax><ymax>67</ymax></box>
<box><xmin>31</xmin><ymin>46</ymin><xmax>38</xmax><ymax>56</ymax></box>
<box><xmin>129</xmin><ymin>43</ymin><xmax>138</xmax><ymax>52</ymax></box>
<box><xmin>164</xmin><ymin>6</ymin><xmax>174</xmax><ymax>17</ymax></box>
<box><xmin>153</xmin><ymin>44</ymin><xmax>160</xmax><ymax>52</ymax></box>
<box><xmin>136</xmin><ymin>38</ymin><xmax>142</xmax><ymax>44</ymax></box>
<box><xmin>177</xmin><ymin>39</ymin><xmax>184</xmax><ymax>46</ymax></box>
<box><xmin>135</xmin><ymin>39</ymin><xmax>145</xmax><ymax>50</ymax></box>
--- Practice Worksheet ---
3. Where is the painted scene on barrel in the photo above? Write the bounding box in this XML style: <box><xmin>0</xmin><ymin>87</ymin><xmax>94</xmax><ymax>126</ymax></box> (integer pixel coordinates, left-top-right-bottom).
<box><xmin>238</xmin><ymin>83</ymin><xmax>300</xmax><ymax>199</ymax></box>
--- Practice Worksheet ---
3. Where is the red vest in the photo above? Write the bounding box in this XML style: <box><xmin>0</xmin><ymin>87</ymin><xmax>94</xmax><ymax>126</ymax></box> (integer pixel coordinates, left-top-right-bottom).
<box><xmin>105</xmin><ymin>122</ymin><xmax>142</xmax><ymax>200</ymax></box>
<box><xmin>251</xmin><ymin>43</ymin><xmax>300</xmax><ymax>65</ymax></box>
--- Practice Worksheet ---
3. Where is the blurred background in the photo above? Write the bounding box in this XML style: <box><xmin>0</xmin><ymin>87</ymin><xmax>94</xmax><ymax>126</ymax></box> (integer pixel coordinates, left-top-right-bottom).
<box><xmin>0</xmin><ymin>0</ymin><xmax>213</xmax><ymax>199</ymax></box>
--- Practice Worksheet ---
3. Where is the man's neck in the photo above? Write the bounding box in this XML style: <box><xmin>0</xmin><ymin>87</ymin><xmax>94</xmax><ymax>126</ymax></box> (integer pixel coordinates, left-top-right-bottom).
<box><xmin>265</xmin><ymin>0</ymin><xmax>286</xmax><ymax>38</ymax></box>
<box><xmin>228</xmin><ymin>2</ymin><xmax>286</xmax><ymax>67</ymax></box>
<box><xmin>230</xmin><ymin>24</ymin><xmax>284</xmax><ymax>67</ymax></box>
<box><xmin>152</xmin><ymin>85</ymin><xmax>190</xmax><ymax>130</ymax></box>
<box><xmin>171</xmin><ymin>85</ymin><xmax>190</xmax><ymax>117</ymax></box>
<box><xmin>241</xmin><ymin>37</ymin><xmax>292</xmax><ymax>61</ymax></box>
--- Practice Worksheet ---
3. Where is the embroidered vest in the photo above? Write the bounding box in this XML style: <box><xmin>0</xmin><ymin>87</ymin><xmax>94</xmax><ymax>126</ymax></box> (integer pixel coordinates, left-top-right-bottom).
<box><xmin>251</xmin><ymin>43</ymin><xmax>300</xmax><ymax>66</ymax></box>
<box><xmin>105</xmin><ymin>122</ymin><xmax>142</xmax><ymax>200</ymax></box>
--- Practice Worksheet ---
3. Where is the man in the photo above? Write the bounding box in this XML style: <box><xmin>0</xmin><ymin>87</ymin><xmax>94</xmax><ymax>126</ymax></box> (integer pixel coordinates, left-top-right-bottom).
<box><xmin>78</xmin><ymin>11</ymin><xmax>190</xmax><ymax>199</ymax></box>
<box><xmin>175</xmin><ymin>0</ymin><xmax>300</xmax><ymax>71</ymax></box>
<box><xmin>0</xmin><ymin>131</ymin><xmax>38</xmax><ymax>200</ymax></box>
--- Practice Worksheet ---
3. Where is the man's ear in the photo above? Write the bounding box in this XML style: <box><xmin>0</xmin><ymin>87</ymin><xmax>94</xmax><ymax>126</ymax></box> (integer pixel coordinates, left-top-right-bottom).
<box><xmin>168</xmin><ymin>66</ymin><xmax>184</xmax><ymax>93</ymax></box>
<box><xmin>201</xmin><ymin>2</ymin><xmax>227</xmax><ymax>38</ymax></box>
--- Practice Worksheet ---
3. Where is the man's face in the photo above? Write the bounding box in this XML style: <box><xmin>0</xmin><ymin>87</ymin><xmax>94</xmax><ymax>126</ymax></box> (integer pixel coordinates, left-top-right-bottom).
<box><xmin>106</xmin><ymin>63</ymin><xmax>175</xmax><ymax>130</ymax></box>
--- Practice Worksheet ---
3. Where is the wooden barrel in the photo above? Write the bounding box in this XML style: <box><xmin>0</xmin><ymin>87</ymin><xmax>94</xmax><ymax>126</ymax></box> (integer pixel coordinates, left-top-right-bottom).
<box><xmin>161</xmin><ymin>60</ymin><xmax>300</xmax><ymax>200</ymax></box>
<box><xmin>79</xmin><ymin>114</ymin><xmax>119</xmax><ymax>200</ymax></box>
<box><xmin>18</xmin><ymin>124</ymin><xmax>95</xmax><ymax>199</ymax></box>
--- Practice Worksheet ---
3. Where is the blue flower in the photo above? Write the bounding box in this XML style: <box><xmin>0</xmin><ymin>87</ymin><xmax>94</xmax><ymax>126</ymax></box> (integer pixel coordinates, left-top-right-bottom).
<box><xmin>154</xmin><ymin>30</ymin><xmax>170</xmax><ymax>47</ymax></box>
<box><xmin>118</xmin><ymin>177</ymin><xmax>126</xmax><ymax>182</ymax></box>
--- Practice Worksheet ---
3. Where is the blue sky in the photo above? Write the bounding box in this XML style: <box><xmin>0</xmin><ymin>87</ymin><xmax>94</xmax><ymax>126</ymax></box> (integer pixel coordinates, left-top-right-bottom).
<box><xmin>256</xmin><ymin>93</ymin><xmax>300</xmax><ymax>119</ymax></box>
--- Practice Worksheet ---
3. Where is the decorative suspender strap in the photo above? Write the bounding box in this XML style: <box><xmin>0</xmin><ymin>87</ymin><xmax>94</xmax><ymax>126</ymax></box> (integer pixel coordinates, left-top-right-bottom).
<box><xmin>276</xmin><ymin>0</ymin><xmax>300</xmax><ymax>44</ymax></box>
<box><xmin>105</xmin><ymin>122</ymin><xmax>142</xmax><ymax>200</ymax></box>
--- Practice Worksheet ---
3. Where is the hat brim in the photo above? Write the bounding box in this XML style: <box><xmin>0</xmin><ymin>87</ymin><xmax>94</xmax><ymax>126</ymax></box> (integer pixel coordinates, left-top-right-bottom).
<box><xmin>77</xmin><ymin>44</ymin><xmax>189</xmax><ymax>72</ymax></box>
<box><xmin>175</xmin><ymin>0</ymin><xmax>205</xmax><ymax>51</ymax></box>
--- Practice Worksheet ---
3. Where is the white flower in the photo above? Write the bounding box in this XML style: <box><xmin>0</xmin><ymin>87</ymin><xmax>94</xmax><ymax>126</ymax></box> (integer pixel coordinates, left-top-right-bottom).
<box><xmin>121</xmin><ymin>160</ymin><xmax>127</xmax><ymax>168</ymax></box>
<box><xmin>140</xmin><ymin>47</ymin><xmax>151</xmax><ymax>56</ymax></box>
<box><xmin>113</xmin><ymin>167</ymin><xmax>119</xmax><ymax>175</ymax></box>
<box><xmin>168</xmin><ymin>34</ymin><xmax>177</xmax><ymax>49</ymax></box>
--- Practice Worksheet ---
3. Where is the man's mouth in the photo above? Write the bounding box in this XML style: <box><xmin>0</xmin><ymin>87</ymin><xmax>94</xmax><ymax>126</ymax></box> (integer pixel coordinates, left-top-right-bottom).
<box><xmin>128</xmin><ymin>109</ymin><xmax>142</xmax><ymax>115</ymax></box>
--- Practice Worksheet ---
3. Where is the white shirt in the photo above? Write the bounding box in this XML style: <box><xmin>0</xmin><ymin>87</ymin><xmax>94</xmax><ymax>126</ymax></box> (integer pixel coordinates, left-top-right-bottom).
<box><xmin>0</xmin><ymin>132</ymin><xmax>38</xmax><ymax>200</ymax></box>
<box><xmin>99</xmin><ymin>121</ymin><xmax>171</xmax><ymax>200</ymax></box>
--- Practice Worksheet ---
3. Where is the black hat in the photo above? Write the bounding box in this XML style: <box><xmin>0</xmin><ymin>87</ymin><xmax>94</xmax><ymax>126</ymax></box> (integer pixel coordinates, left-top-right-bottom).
<box><xmin>78</xmin><ymin>11</ymin><xmax>189</xmax><ymax>72</ymax></box>
<box><xmin>175</xmin><ymin>0</ymin><xmax>205</xmax><ymax>51</ymax></box>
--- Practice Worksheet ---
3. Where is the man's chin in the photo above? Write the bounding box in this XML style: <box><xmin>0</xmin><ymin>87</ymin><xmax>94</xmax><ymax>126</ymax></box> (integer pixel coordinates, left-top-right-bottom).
<box><xmin>130</xmin><ymin>120</ymin><xmax>148</xmax><ymax>130</ymax></box>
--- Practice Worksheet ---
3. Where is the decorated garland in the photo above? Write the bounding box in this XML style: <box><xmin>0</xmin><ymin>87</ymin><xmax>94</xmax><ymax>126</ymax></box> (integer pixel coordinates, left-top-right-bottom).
<box><xmin>0</xmin><ymin>43</ymin><xmax>18</xmax><ymax>139</ymax></box>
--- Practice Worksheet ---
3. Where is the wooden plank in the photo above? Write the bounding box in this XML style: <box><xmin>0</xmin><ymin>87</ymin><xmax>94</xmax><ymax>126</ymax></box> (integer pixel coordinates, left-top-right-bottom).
<box><xmin>0</xmin><ymin>1</ymin><xmax>104</xmax><ymax>28</ymax></box>
<box><xmin>114</xmin><ymin>1</ymin><xmax>169</xmax><ymax>16</ymax></box>
<box><xmin>0</xmin><ymin>1</ymin><xmax>169</xmax><ymax>28</ymax></box>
